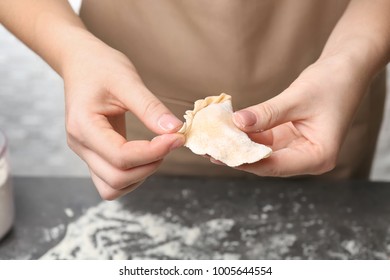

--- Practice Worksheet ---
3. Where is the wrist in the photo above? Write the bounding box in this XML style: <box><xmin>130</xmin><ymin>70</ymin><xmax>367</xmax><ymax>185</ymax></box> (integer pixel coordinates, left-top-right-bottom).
<box><xmin>318</xmin><ymin>0</ymin><xmax>390</xmax><ymax>81</ymax></box>
<box><xmin>317</xmin><ymin>39</ymin><xmax>384</xmax><ymax>87</ymax></box>
<box><xmin>9</xmin><ymin>0</ymin><xmax>94</xmax><ymax>76</ymax></box>
<box><xmin>56</xmin><ymin>26</ymin><xmax>103</xmax><ymax>77</ymax></box>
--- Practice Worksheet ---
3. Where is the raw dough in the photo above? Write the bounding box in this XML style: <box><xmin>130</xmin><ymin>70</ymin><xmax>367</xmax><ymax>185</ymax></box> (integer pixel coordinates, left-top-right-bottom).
<box><xmin>179</xmin><ymin>93</ymin><xmax>272</xmax><ymax>167</ymax></box>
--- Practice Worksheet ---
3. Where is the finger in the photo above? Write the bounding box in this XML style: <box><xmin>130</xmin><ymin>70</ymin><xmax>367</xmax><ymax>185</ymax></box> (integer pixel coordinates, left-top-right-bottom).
<box><xmin>232</xmin><ymin>88</ymin><xmax>309</xmax><ymax>133</ymax></box>
<box><xmin>82</xmin><ymin>146</ymin><xmax>163</xmax><ymax>190</ymax></box>
<box><xmin>90</xmin><ymin>171</ymin><xmax>144</xmax><ymax>200</ymax></box>
<box><xmin>112</xmin><ymin>79</ymin><xmax>183</xmax><ymax>134</ymax></box>
<box><xmin>247</xmin><ymin>130</ymin><xmax>274</xmax><ymax>147</ymax></box>
<box><xmin>248</xmin><ymin>123</ymin><xmax>303</xmax><ymax>151</ymax></box>
<box><xmin>76</xmin><ymin>116</ymin><xmax>185</xmax><ymax>169</ymax></box>
<box><xmin>236</xmin><ymin>143</ymin><xmax>334</xmax><ymax>177</ymax></box>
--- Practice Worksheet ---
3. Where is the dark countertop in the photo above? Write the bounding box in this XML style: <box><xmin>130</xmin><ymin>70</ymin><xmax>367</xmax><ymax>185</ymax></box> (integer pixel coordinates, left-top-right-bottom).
<box><xmin>0</xmin><ymin>176</ymin><xmax>389</xmax><ymax>260</ymax></box>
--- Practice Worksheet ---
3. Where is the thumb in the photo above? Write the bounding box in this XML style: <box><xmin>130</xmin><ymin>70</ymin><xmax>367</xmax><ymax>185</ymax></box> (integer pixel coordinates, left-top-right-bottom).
<box><xmin>114</xmin><ymin>79</ymin><xmax>183</xmax><ymax>134</ymax></box>
<box><xmin>232</xmin><ymin>89</ymin><xmax>302</xmax><ymax>133</ymax></box>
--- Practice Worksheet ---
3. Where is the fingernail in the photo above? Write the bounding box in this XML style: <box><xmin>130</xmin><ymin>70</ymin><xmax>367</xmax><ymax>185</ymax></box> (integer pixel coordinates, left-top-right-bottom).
<box><xmin>233</xmin><ymin>111</ymin><xmax>257</xmax><ymax>128</ymax></box>
<box><xmin>169</xmin><ymin>137</ymin><xmax>185</xmax><ymax>151</ymax></box>
<box><xmin>158</xmin><ymin>114</ymin><xmax>183</xmax><ymax>132</ymax></box>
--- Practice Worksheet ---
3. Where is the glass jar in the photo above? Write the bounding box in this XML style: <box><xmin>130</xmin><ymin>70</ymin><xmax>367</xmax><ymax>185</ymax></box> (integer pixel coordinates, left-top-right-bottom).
<box><xmin>0</xmin><ymin>129</ymin><xmax>14</xmax><ymax>240</ymax></box>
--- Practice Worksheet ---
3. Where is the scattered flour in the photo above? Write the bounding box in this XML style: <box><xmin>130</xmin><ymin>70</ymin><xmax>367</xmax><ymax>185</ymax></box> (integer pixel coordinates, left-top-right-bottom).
<box><xmin>40</xmin><ymin>201</ymin><xmax>239</xmax><ymax>260</ymax></box>
<box><xmin>64</xmin><ymin>208</ymin><xmax>74</xmax><ymax>218</ymax></box>
<box><xmin>262</xmin><ymin>205</ymin><xmax>273</xmax><ymax>212</ymax></box>
<box><xmin>246</xmin><ymin>234</ymin><xmax>297</xmax><ymax>259</ymax></box>
<box><xmin>41</xmin><ymin>224</ymin><xmax>66</xmax><ymax>243</ymax></box>
<box><xmin>341</xmin><ymin>240</ymin><xmax>360</xmax><ymax>256</ymax></box>
<box><xmin>38</xmin><ymin>199</ymin><xmax>384</xmax><ymax>260</ymax></box>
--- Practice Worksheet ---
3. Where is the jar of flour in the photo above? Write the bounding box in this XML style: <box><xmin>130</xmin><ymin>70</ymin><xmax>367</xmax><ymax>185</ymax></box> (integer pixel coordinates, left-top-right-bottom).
<box><xmin>0</xmin><ymin>130</ymin><xmax>14</xmax><ymax>240</ymax></box>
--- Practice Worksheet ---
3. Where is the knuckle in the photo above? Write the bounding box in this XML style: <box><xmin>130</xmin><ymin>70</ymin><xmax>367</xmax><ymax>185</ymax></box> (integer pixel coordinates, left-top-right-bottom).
<box><xmin>102</xmin><ymin>181</ymin><xmax>142</xmax><ymax>200</ymax></box>
<box><xmin>259</xmin><ymin>102</ymin><xmax>279</xmax><ymax>128</ymax></box>
<box><xmin>65</xmin><ymin>121</ymin><xmax>82</xmax><ymax>152</ymax></box>
<box><xmin>65</xmin><ymin>112</ymin><xmax>85</xmax><ymax>144</ymax></box>
<box><xmin>142</xmin><ymin>98</ymin><xmax>166</xmax><ymax>120</ymax></box>
<box><xmin>311</xmin><ymin>147</ymin><xmax>338</xmax><ymax>175</ymax></box>
<box><xmin>99</xmin><ymin>189</ymin><xmax>119</xmax><ymax>201</ymax></box>
<box><xmin>65</xmin><ymin>117</ymin><xmax>78</xmax><ymax>138</ymax></box>
<box><xmin>65</xmin><ymin>133</ymin><xmax>76</xmax><ymax>151</ymax></box>
<box><xmin>147</xmin><ymin>147</ymin><xmax>166</xmax><ymax>163</ymax></box>
<box><xmin>92</xmin><ymin>177</ymin><xmax>120</xmax><ymax>200</ymax></box>
<box><xmin>112</xmin><ymin>154</ymin><xmax>132</xmax><ymax>170</ymax></box>
<box><xmin>319</xmin><ymin>157</ymin><xmax>337</xmax><ymax>174</ymax></box>
<box><xmin>105</xmin><ymin>173</ymin><xmax>127</xmax><ymax>190</ymax></box>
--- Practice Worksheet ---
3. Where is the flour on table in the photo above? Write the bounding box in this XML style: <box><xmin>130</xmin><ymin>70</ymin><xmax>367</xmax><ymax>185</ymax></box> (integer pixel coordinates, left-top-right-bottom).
<box><xmin>64</xmin><ymin>208</ymin><xmax>74</xmax><ymax>218</ymax></box>
<box><xmin>40</xmin><ymin>201</ymin><xmax>239</xmax><ymax>260</ymax></box>
<box><xmin>40</xmin><ymin>224</ymin><xmax>65</xmax><ymax>243</ymax></box>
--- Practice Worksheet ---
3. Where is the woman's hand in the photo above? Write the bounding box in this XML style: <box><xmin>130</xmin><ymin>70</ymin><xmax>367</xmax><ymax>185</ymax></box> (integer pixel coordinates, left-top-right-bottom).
<box><xmin>1</xmin><ymin>0</ymin><xmax>185</xmax><ymax>199</ymax></box>
<box><xmin>63</xmin><ymin>35</ymin><xmax>184</xmax><ymax>199</ymax></box>
<box><xmin>232</xmin><ymin>55</ymin><xmax>369</xmax><ymax>177</ymax></box>
<box><xmin>231</xmin><ymin>0</ymin><xmax>390</xmax><ymax>178</ymax></box>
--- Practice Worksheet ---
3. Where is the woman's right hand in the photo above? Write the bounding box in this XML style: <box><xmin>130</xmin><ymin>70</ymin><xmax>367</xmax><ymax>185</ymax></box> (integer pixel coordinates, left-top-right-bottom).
<box><xmin>62</xmin><ymin>32</ymin><xmax>184</xmax><ymax>200</ymax></box>
<box><xmin>1</xmin><ymin>0</ymin><xmax>184</xmax><ymax>199</ymax></box>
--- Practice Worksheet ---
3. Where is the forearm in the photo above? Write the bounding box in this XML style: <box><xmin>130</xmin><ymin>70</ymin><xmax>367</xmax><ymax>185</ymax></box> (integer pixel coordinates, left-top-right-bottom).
<box><xmin>319</xmin><ymin>0</ymin><xmax>390</xmax><ymax>79</ymax></box>
<box><xmin>0</xmin><ymin>0</ymin><xmax>96</xmax><ymax>75</ymax></box>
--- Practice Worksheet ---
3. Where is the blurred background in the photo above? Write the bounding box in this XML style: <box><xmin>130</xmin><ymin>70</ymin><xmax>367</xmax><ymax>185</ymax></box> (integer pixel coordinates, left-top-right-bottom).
<box><xmin>0</xmin><ymin>0</ymin><xmax>389</xmax><ymax>180</ymax></box>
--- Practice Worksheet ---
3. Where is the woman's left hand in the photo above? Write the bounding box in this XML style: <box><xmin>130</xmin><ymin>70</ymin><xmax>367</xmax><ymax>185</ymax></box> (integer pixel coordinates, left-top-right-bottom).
<box><xmin>231</xmin><ymin>55</ymin><xmax>369</xmax><ymax>177</ymax></box>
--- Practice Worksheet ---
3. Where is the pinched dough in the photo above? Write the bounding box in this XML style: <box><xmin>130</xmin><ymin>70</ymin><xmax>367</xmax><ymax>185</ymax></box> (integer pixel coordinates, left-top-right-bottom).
<box><xmin>179</xmin><ymin>93</ymin><xmax>272</xmax><ymax>167</ymax></box>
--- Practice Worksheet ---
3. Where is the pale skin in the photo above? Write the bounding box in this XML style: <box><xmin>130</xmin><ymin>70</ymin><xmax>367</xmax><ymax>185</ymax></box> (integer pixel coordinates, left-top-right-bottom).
<box><xmin>232</xmin><ymin>0</ymin><xmax>390</xmax><ymax>177</ymax></box>
<box><xmin>1</xmin><ymin>0</ymin><xmax>389</xmax><ymax>199</ymax></box>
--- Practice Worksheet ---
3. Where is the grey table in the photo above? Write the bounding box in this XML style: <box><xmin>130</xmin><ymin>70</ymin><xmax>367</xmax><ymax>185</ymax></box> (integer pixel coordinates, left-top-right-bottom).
<box><xmin>0</xmin><ymin>176</ymin><xmax>389</xmax><ymax>259</ymax></box>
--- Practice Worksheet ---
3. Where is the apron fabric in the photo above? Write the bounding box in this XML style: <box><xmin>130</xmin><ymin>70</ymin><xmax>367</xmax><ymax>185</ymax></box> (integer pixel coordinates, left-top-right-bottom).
<box><xmin>79</xmin><ymin>0</ymin><xmax>386</xmax><ymax>179</ymax></box>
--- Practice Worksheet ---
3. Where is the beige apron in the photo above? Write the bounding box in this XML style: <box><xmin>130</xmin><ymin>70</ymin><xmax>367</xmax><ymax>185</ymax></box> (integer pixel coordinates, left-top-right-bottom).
<box><xmin>80</xmin><ymin>0</ymin><xmax>386</xmax><ymax>179</ymax></box>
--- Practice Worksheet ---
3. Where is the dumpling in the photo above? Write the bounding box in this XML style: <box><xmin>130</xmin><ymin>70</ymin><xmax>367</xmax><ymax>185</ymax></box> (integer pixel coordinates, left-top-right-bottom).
<box><xmin>179</xmin><ymin>93</ymin><xmax>272</xmax><ymax>167</ymax></box>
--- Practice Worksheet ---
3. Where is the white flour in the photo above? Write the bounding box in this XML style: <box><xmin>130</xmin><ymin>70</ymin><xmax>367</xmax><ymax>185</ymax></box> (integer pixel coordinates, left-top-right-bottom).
<box><xmin>39</xmin><ymin>189</ymin><xmax>389</xmax><ymax>259</ymax></box>
<box><xmin>40</xmin><ymin>224</ymin><xmax>66</xmax><ymax>243</ymax></box>
<box><xmin>40</xmin><ymin>201</ymin><xmax>240</xmax><ymax>260</ymax></box>
<box><xmin>64</xmin><ymin>208</ymin><xmax>74</xmax><ymax>218</ymax></box>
